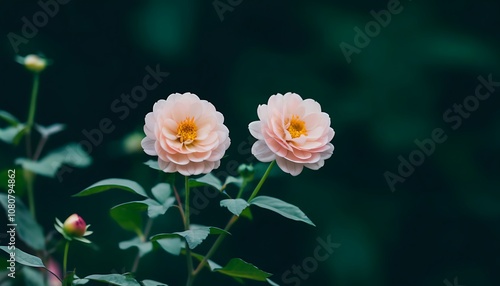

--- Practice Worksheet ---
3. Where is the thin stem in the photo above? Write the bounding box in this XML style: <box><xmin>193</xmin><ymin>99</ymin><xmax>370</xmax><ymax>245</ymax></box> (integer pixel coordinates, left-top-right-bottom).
<box><xmin>173</xmin><ymin>185</ymin><xmax>186</xmax><ymax>228</ymax></box>
<box><xmin>24</xmin><ymin>73</ymin><xmax>40</xmax><ymax>217</ymax></box>
<box><xmin>24</xmin><ymin>170</ymin><xmax>35</xmax><ymax>217</ymax></box>
<box><xmin>131</xmin><ymin>218</ymin><xmax>154</xmax><ymax>273</ymax></box>
<box><xmin>248</xmin><ymin>161</ymin><xmax>275</xmax><ymax>201</ymax></box>
<box><xmin>62</xmin><ymin>241</ymin><xmax>70</xmax><ymax>282</ymax></box>
<box><xmin>33</xmin><ymin>135</ymin><xmax>48</xmax><ymax>161</ymax></box>
<box><xmin>193</xmin><ymin>215</ymin><xmax>238</xmax><ymax>276</ymax></box>
<box><xmin>26</xmin><ymin>73</ymin><xmax>40</xmax><ymax>159</ymax></box>
<box><xmin>192</xmin><ymin>161</ymin><xmax>276</xmax><ymax>277</ymax></box>
<box><xmin>184</xmin><ymin>176</ymin><xmax>194</xmax><ymax>286</ymax></box>
<box><xmin>236</xmin><ymin>180</ymin><xmax>248</xmax><ymax>199</ymax></box>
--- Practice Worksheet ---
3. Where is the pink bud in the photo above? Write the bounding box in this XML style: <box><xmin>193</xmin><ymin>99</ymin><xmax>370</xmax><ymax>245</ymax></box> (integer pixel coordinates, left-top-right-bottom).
<box><xmin>62</xmin><ymin>214</ymin><xmax>87</xmax><ymax>237</ymax></box>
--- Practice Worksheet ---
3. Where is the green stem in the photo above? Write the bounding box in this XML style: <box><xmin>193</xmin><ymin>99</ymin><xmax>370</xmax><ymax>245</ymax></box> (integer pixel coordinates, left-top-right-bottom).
<box><xmin>173</xmin><ymin>185</ymin><xmax>186</xmax><ymax>228</ymax></box>
<box><xmin>192</xmin><ymin>161</ymin><xmax>276</xmax><ymax>276</ymax></box>
<box><xmin>131</xmin><ymin>218</ymin><xmax>153</xmax><ymax>273</ymax></box>
<box><xmin>192</xmin><ymin>215</ymin><xmax>238</xmax><ymax>276</ymax></box>
<box><xmin>63</xmin><ymin>240</ymin><xmax>70</xmax><ymax>283</ymax></box>
<box><xmin>24</xmin><ymin>73</ymin><xmax>40</xmax><ymax>217</ymax></box>
<box><xmin>25</xmin><ymin>171</ymin><xmax>35</xmax><ymax>217</ymax></box>
<box><xmin>248</xmin><ymin>161</ymin><xmax>275</xmax><ymax>201</ymax></box>
<box><xmin>184</xmin><ymin>176</ymin><xmax>195</xmax><ymax>286</ymax></box>
<box><xmin>27</xmin><ymin>73</ymin><xmax>40</xmax><ymax>130</ymax></box>
<box><xmin>236</xmin><ymin>180</ymin><xmax>248</xmax><ymax>199</ymax></box>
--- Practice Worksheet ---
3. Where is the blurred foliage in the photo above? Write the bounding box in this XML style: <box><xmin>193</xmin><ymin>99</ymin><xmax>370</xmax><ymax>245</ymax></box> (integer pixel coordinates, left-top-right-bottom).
<box><xmin>1</xmin><ymin>0</ymin><xmax>500</xmax><ymax>285</ymax></box>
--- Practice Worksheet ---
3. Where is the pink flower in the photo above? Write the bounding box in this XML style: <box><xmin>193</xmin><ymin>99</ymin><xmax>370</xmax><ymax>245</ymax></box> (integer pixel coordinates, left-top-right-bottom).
<box><xmin>249</xmin><ymin>93</ymin><xmax>334</xmax><ymax>176</ymax></box>
<box><xmin>141</xmin><ymin>93</ymin><xmax>230</xmax><ymax>176</ymax></box>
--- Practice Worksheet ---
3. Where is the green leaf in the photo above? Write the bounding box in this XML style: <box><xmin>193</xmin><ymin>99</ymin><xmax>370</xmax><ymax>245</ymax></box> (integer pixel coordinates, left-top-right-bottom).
<box><xmin>74</xmin><ymin>179</ymin><xmax>147</xmax><ymax>197</ymax></box>
<box><xmin>110</xmin><ymin>202</ymin><xmax>147</xmax><ymax>232</ymax></box>
<box><xmin>223</xmin><ymin>176</ymin><xmax>244</xmax><ymax>189</ymax></box>
<box><xmin>250</xmin><ymin>196</ymin><xmax>315</xmax><ymax>226</ymax></box>
<box><xmin>220</xmin><ymin>199</ymin><xmax>249</xmax><ymax>216</ymax></box>
<box><xmin>213</xmin><ymin>258</ymin><xmax>272</xmax><ymax>281</ymax></box>
<box><xmin>0</xmin><ymin>110</ymin><xmax>20</xmax><ymax>126</ymax></box>
<box><xmin>144</xmin><ymin>160</ymin><xmax>161</xmax><ymax>171</ymax></box>
<box><xmin>266</xmin><ymin>278</ymin><xmax>280</xmax><ymax>285</ymax></box>
<box><xmin>151</xmin><ymin>183</ymin><xmax>172</xmax><ymax>204</ymax></box>
<box><xmin>0</xmin><ymin>125</ymin><xmax>26</xmax><ymax>145</ymax></box>
<box><xmin>240</xmin><ymin>207</ymin><xmax>253</xmax><ymax>220</ymax></box>
<box><xmin>62</xmin><ymin>271</ymin><xmax>76</xmax><ymax>286</ymax></box>
<box><xmin>0</xmin><ymin>194</ymin><xmax>45</xmax><ymax>250</ymax></box>
<box><xmin>155</xmin><ymin>237</ymin><xmax>184</xmax><ymax>256</ymax></box>
<box><xmin>0</xmin><ymin>246</ymin><xmax>45</xmax><ymax>268</ymax></box>
<box><xmin>151</xmin><ymin>227</ymin><xmax>228</xmax><ymax>249</ymax></box>
<box><xmin>16</xmin><ymin>143</ymin><xmax>92</xmax><ymax>178</ymax></box>
<box><xmin>142</xmin><ymin>280</ymin><xmax>168</xmax><ymax>286</ymax></box>
<box><xmin>119</xmin><ymin>237</ymin><xmax>153</xmax><ymax>258</ymax></box>
<box><xmin>190</xmin><ymin>252</ymin><xmax>222</xmax><ymax>271</ymax></box>
<box><xmin>23</xmin><ymin>267</ymin><xmax>46</xmax><ymax>286</ymax></box>
<box><xmin>35</xmin><ymin>123</ymin><xmax>66</xmax><ymax>137</ymax></box>
<box><xmin>140</xmin><ymin>198</ymin><xmax>175</xmax><ymax>218</ymax></box>
<box><xmin>84</xmin><ymin>274</ymin><xmax>140</xmax><ymax>286</ymax></box>
<box><xmin>189</xmin><ymin>173</ymin><xmax>223</xmax><ymax>190</ymax></box>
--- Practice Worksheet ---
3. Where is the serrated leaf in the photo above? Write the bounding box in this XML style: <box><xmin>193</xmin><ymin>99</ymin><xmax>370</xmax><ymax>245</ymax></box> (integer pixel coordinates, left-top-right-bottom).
<box><xmin>110</xmin><ymin>202</ymin><xmax>147</xmax><ymax>232</ymax></box>
<box><xmin>35</xmin><ymin>123</ymin><xmax>66</xmax><ymax>137</ymax></box>
<box><xmin>74</xmin><ymin>179</ymin><xmax>147</xmax><ymax>197</ymax></box>
<box><xmin>155</xmin><ymin>237</ymin><xmax>184</xmax><ymax>256</ymax></box>
<box><xmin>16</xmin><ymin>143</ymin><xmax>92</xmax><ymax>178</ymax></box>
<box><xmin>84</xmin><ymin>274</ymin><xmax>140</xmax><ymax>286</ymax></box>
<box><xmin>141</xmin><ymin>280</ymin><xmax>168</xmax><ymax>286</ymax></box>
<box><xmin>151</xmin><ymin>183</ymin><xmax>172</xmax><ymax>204</ymax></box>
<box><xmin>0</xmin><ymin>110</ymin><xmax>20</xmax><ymax>126</ymax></box>
<box><xmin>250</xmin><ymin>196</ymin><xmax>315</xmax><ymax>226</ymax></box>
<box><xmin>151</xmin><ymin>227</ymin><xmax>228</xmax><ymax>249</ymax></box>
<box><xmin>0</xmin><ymin>194</ymin><xmax>45</xmax><ymax>250</ymax></box>
<box><xmin>189</xmin><ymin>173</ymin><xmax>223</xmax><ymax>190</ymax></box>
<box><xmin>140</xmin><ymin>198</ymin><xmax>175</xmax><ymax>218</ymax></box>
<box><xmin>213</xmin><ymin>258</ymin><xmax>272</xmax><ymax>281</ymax></box>
<box><xmin>0</xmin><ymin>246</ymin><xmax>45</xmax><ymax>268</ymax></box>
<box><xmin>119</xmin><ymin>237</ymin><xmax>153</xmax><ymax>258</ymax></box>
<box><xmin>144</xmin><ymin>160</ymin><xmax>161</xmax><ymax>171</ymax></box>
<box><xmin>220</xmin><ymin>199</ymin><xmax>249</xmax><ymax>216</ymax></box>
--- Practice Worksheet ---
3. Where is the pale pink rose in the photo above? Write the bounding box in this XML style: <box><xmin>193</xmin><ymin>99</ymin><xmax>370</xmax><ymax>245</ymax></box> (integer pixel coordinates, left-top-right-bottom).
<box><xmin>249</xmin><ymin>92</ymin><xmax>334</xmax><ymax>176</ymax></box>
<box><xmin>141</xmin><ymin>93</ymin><xmax>230</xmax><ymax>176</ymax></box>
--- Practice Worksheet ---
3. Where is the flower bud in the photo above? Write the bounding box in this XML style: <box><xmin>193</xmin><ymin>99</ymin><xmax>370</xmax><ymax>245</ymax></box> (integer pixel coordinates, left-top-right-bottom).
<box><xmin>55</xmin><ymin>214</ymin><xmax>93</xmax><ymax>243</ymax></box>
<box><xmin>62</xmin><ymin>214</ymin><xmax>87</xmax><ymax>237</ymax></box>
<box><xmin>238</xmin><ymin>164</ymin><xmax>254</xmax><ymax>180</ymax></box>
<box><xmin>23</xmin><ymin>54</ymin><xmax>48</xmax><ymax>73</ymax></box>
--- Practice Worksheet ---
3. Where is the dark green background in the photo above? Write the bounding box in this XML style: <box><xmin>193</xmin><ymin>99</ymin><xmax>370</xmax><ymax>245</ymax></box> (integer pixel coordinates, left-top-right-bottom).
<box><xmin>1</xmin><ymin>0</ymin><xmax>500</xmax><ymax>285</ymax></box>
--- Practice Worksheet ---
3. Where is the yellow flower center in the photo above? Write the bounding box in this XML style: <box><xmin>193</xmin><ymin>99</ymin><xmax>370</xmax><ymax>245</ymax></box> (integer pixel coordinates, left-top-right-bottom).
<box><xmin>177</xmin><ymin>117</ymin><xmax>197</xmax><ymax>144</ymax></box>
<box><xmin>287</xmin><ymin>115</ymin><xmax>307</xmax><ymax>139</ymax></box>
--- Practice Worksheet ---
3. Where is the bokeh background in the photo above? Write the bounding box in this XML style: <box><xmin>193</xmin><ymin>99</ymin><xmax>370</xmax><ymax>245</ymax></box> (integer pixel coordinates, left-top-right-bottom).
<box><xmin>1</xmin><ymin>0</ymin><xmax>500</xmax><ymax>285</ymax></box>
